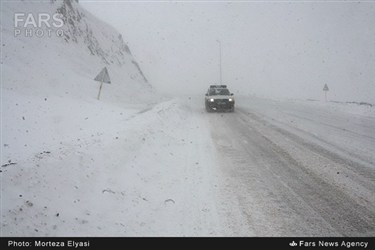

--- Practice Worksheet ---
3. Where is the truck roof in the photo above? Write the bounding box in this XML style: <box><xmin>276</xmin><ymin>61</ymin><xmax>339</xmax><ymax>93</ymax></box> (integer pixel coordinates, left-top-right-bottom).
<box><xmin>209</xmin><ymin>85</ymin><xmax>227</xmax><ymax>88</ymax></box>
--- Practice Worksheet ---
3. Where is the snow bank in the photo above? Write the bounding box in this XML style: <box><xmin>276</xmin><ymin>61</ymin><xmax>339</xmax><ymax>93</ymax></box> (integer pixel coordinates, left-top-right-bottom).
<box><xmin>1</xmin><ymin>98</ymin><xmax>223</xmax><ymax>236</ymax></box>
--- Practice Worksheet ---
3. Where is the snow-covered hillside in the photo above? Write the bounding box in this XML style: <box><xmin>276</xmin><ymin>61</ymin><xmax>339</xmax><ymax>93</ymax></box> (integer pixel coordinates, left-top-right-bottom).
<box><xmin>1</xmin><ymin>0</ymin><xmax>158</xmax><ymax>163</ymax></box>
<box><xmin>1</xmin><ymin>0</ymin><xmax>152</xmax><ymax>101</ymax></box>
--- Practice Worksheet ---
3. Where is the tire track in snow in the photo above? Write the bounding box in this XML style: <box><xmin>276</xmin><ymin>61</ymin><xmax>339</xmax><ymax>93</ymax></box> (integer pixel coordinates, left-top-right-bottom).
<box><xmin>242</xmin><ymin>108</ymin><xmax>375</xmax><ymax>173</ymax></box>
<box><xmin>237</xmin><ymin>108</ymin><xmax>375</xmax><ymax>193</ymax></box>
<box><xmin>208</xmin><ymin>108</ymin><xmax>375</xmax><ymax>236</ymax></box>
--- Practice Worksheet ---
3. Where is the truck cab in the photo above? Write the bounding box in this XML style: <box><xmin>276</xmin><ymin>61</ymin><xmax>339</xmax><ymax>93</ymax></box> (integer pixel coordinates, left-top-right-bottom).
<box><xmin>205</xmin><ymin>85</ymin><xmax>235</xmax><ymax>112</ymax></box>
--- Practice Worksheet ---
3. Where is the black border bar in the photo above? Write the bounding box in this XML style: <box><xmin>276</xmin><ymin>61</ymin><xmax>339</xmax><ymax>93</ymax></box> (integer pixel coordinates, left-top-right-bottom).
<box><xmin>1</xmin><ymin>237</ymin><xmax>374</xmax><ymax>249</ymax></box>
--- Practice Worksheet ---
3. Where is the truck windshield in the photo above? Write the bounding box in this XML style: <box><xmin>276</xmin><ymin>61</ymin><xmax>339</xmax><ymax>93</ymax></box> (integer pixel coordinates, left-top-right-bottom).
<box><xmin>209</xmin><ymin>88</ymin><xmax>230</xmax><ymax>96</ymax></box>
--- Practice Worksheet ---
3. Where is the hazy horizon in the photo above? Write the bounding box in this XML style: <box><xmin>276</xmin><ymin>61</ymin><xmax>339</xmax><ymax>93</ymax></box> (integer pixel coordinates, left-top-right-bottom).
<box><xmin>81</xmin><ymin>1</ymin><xmax>375</xmax><ymax>103</ymax></box>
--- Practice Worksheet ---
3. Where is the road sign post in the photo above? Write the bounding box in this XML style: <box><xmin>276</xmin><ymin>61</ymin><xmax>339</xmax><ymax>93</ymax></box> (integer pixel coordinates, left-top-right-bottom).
<box><xmin>94</xmin><ymin>67</ymin><xmax>111</xmax><ymax>100</ymax></box>
<box><xmin>97</xmin><ymin>81</ymin><xmax>104</xmax><ymax>100</ymax></box>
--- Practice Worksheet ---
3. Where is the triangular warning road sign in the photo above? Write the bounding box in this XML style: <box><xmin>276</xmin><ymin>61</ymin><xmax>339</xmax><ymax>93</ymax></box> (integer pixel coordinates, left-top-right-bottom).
<box><xmin>94</xmin><ymin>67</ymin><xmax>111</xmax><ymax>84</ymax></box>
<box><xmin>323</xmin><ymin>84</ymin><xmax>329</xmax><ymax>91</ymax></box>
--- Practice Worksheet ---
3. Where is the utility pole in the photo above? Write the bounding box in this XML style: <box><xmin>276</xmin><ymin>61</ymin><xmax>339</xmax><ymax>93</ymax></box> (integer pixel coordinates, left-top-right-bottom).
<box><xmin>216</xmin><ymin>39</ymin><xmax>222</xmax><ymax>84</ymax></box>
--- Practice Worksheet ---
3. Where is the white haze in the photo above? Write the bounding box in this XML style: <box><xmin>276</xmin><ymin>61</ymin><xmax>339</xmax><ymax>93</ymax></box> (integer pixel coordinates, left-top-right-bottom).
<box><xmin>81</xmin><ymin>1</ymin><xmax>375</xmax><ymax>103</ymax></box>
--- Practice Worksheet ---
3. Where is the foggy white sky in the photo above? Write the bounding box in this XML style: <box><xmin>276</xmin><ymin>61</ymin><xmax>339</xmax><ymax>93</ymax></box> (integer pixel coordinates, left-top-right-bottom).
<box><xmin>81</xmin><ymin>1</ymin><xmax>375</xmax><ymax>103</ymax></box>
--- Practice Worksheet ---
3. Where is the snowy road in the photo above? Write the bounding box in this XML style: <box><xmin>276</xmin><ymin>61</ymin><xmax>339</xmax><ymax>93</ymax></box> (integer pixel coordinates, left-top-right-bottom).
<box><xmin>2</xmin><ymin>95</ymin><xmax>374</xmax><ymax>237</ymax></box>
<box><xmin>205</xmin><ymin>97</ymin><xmax>375</xmax><ymax>236</ymax></box>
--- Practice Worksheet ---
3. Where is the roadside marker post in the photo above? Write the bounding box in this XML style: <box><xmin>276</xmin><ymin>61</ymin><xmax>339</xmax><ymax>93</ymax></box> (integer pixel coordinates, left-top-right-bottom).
<box><xmin>323</xmin><ymin>84</ymin><xmax>329</xmax><ymax>102</ymax></box>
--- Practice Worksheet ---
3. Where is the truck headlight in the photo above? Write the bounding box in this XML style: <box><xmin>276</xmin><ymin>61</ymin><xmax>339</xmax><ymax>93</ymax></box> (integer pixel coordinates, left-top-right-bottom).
<box><xmin>210</xmin><ymin>98</ymin><xmax>214</xmax><ymax>102</ymax></box>
<box><xmin>229</xmin><ymin>98</ymin><xmax>233</xmax><ymax>102</ymax></box>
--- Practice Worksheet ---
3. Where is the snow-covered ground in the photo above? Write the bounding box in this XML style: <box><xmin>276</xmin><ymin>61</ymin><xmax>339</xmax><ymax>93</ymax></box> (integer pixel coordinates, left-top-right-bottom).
<box><xmin>2</xmin><ymin>0</ymin><xmax>374</xmax><ymax>237</ymax></box>
<box><xmin>2</xmin><ymin>97</ymin><xmax>225</xmax><ymax>236</ymax></box>
<box><xmin>2</xmin><ymin>93</ymin><xmax>374</xmax><ymax>236</ymax></box>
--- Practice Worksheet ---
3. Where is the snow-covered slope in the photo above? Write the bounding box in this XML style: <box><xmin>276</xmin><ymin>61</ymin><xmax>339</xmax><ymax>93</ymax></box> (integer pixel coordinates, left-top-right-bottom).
<box><xmin>1</xmin><ymin>0</ymin><xmax>158</xmax><ymax>163</ymax></box>
<box><xmin>1</xmin><ymin>0</ymin><xmax>152</xmax><ymax>103</ymax></box>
